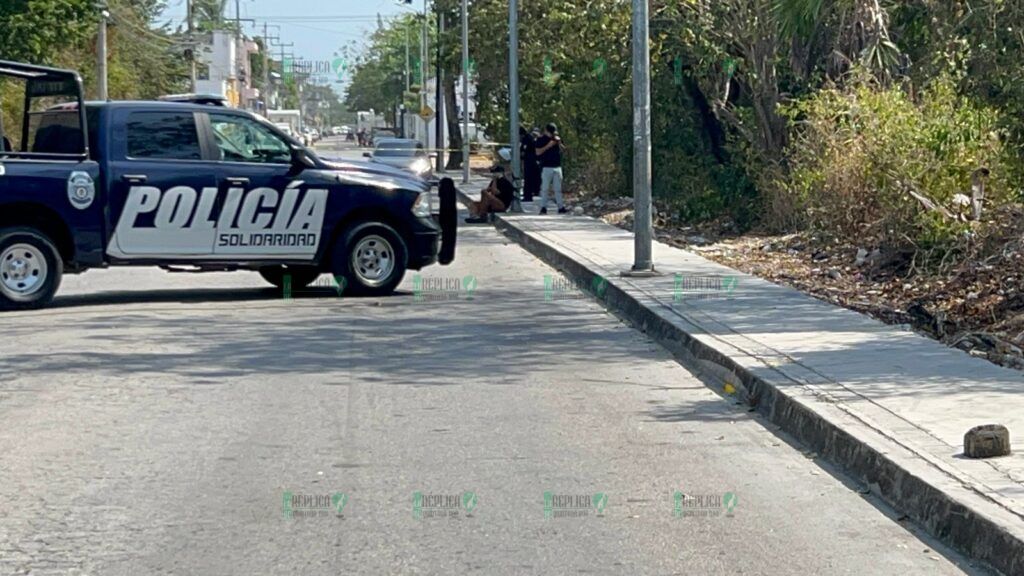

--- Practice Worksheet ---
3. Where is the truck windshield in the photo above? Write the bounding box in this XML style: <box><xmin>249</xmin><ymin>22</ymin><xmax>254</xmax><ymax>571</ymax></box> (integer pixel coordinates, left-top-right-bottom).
<box><xmin>375</xmin><ymin>140</ymin><xmax>424</xmax><ymax>157</ymax></box>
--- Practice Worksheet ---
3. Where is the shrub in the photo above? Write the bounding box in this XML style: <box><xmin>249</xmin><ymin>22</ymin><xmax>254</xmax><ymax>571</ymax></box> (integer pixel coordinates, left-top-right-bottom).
<box><xmin>778</xmin><ymin>74</ymin><xmax>1018</xmax><ymax>263</ymax></box>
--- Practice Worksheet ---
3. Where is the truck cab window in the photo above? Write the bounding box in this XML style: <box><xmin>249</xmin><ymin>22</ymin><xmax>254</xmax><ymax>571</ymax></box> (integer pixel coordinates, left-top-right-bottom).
<box><xmin>209</xmin><ymin>113</ymin><xmax>291</xmax><ymax>164</ymax></box>
<box><xmin>126</xmin><ymin>112</ymin><xmax>201</xmax><ymax>160</ymax></box>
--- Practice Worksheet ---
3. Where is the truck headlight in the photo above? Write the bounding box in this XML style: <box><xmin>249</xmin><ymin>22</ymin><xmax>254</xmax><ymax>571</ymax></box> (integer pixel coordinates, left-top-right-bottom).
<box><xmin>412</xmin><ymin>192</ymin><xmax>432</xmax><ymax>218</ymax></box>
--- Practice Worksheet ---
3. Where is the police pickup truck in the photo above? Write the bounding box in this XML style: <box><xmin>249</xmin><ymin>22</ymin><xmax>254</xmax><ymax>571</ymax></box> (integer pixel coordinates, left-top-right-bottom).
<box><xmin>0</xmin><ymin>60</ymin><xmax>456</xmax><ymax>309</ymax></box>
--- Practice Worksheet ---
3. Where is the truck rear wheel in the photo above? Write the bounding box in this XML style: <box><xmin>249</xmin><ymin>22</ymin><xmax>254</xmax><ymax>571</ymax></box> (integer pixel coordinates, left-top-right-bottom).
<box><xmin>0</xmin><ymin>227</ymin><xmax>63</xmax><ymax>311</ymax></box>
<box><xmin>332</xmin><ymin>222</ymin><xmax>407</xmax><ymax>296</ymax></box>
<box><xmin>258</xmin><ymin>266</ymin><xmax>321</xmax><ymax>290</ymax></box>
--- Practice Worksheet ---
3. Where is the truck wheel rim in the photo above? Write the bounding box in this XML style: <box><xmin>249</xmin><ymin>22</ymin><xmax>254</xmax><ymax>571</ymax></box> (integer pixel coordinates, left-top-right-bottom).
<box><xmin>0</xmin><ymin>243</ymin><xmax>48</xmax><ymax>302</ymax></box>
<box><xmin>351</xmin><ymin>235</ymin><xmax>395</xmax><ymax>287</ymax></box>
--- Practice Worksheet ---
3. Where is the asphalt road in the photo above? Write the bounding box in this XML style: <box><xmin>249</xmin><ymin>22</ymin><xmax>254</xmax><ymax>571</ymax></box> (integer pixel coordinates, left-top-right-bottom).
<box><xmin>0</xmin><ymin>139</ymin><xmax>990</xmax><ymax>575</ymax></box>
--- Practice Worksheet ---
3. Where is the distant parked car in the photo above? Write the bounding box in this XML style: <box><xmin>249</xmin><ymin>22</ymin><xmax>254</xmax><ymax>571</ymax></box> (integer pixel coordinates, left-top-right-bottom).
<box><xmin>298</xmin><ymin>128</ymin><xmax>316</xmax><ymax>146</ymax></box>
<box><xmin>364</xmin><ymin>138</ymin><xmax>434</xmax><ymax>180</ymax></box>
<box><xmin>273</xmin><ymin>123</ymin><xmax>298</xmax><ymax>142</ymax></box>
<box><xmin>371</xmin><ymin>128</ymin><xmax>398</xmax><ymax>143</ymax></box>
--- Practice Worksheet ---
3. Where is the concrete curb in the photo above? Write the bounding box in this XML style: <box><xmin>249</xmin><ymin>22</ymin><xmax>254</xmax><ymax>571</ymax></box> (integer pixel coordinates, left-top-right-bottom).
<box><xmin>482</xmin><ymin>207</ymin><xmax>1023</xmax><ymax>576</ymax></box>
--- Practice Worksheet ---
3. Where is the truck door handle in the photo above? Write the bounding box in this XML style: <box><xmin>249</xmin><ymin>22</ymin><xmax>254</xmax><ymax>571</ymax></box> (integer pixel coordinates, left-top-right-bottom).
<box><xmin>121</xmin><ymin>174</ymin><xmax>147</xmax><ymax>183</ymax></box>
<box><xmin>226</xmin><ymin>176</ymin><xmax>250</xmax><ymax>186</ymax></box>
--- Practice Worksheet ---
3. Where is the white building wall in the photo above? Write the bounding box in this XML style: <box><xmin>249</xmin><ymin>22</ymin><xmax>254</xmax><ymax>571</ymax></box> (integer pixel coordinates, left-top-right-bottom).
<box><xmin>196</xmin><ymin>30</ymin><xmax>240</xmax><ymax>105</ymax></box>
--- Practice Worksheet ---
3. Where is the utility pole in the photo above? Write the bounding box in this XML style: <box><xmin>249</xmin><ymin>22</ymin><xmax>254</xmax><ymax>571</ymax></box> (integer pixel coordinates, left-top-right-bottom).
<box><xmin>276</xmin><ymin>42</ymin><xmax>294</xmax><ymax>82</ymax></box>
<box><xmin>234</xmin><ymin>0</ymin><xmax>241</xmax><ymax>107</ymax></box>
<box><xmin>461</xmin><ymin>0</ymin><xmax>470</xmax><ymax>184</ymax></box>
<box><xmin>262</xmin><ymin>24</ymin><xmax>280</xmax><ymax>115</ymax></box>
<box><xmin>403</xmin><ymin>21</ymin><xmax>410</xmax><ymax>139</ymax></box>
<box><xmin>508</xmin><ymin>0</ymin><xmax>522</xmax><ymax>212</ymax></box>
<box><xmin>626</xmin><ymin>0</ymin><xmax>654</xmax><ymax>274</ymax></box>
<box><xmin>262</xmin><ymin>23</ymin><xmax>271</xmax><ymax>115</ymax></box>
<box><xmin>271</xmin><ymin>38</ymin><xmax>294</xmax><ymax>113</ymax></box>
<box><xmin>435</xmin><ymin>10</ymin><xmax>444</xmax><ymax>172</ymax></box>
<box><xmin>187</xmin><ymin>0</ymin><xmax>196</xmax><ymax>92</ymax></box>
<box><xmin>421</xmin><ymin>0</ymin><xmax>429</xmax><ymax>149</ymax></box>
<box><xmin>96</xmin><ymin>2</ymin><xmax>109</xmax><ymax>100</ymax></box>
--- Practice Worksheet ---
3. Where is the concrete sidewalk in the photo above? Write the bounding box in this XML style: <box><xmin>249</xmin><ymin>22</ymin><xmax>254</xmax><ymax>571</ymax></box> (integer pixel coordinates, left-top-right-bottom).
<box><xmin>451</xmin><ymin>179</ymin><xmax>1024</xmax><ymax>576</ymax></box>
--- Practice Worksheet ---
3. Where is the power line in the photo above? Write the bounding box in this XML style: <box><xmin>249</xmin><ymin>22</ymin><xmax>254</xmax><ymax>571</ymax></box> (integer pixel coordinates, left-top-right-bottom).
<box><xmin>262</xmin><ymin>21</ymin><xmax>373</xmax><ymax>40</ymax></box>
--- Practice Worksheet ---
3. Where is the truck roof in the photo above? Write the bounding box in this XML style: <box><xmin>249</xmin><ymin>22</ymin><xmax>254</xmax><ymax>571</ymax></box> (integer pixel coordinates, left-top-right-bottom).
<box><xmin>81</xmin><ymin>100</ymin><xmax>243</xmax><ymax>112</ymax></box>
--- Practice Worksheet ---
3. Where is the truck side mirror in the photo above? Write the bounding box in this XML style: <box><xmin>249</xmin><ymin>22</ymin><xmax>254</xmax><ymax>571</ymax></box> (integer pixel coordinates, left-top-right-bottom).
<box><xmin>289</xmin><ymin>146</ymin><xmax>315</xmax><ymax>175</ymax></box>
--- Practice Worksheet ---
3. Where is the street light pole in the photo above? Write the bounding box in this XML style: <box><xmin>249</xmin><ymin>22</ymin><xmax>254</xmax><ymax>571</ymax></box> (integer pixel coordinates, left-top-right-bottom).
<box><xmin>461</xmin><ymin>0</ymin><xmax>470</xmax><ymax>184</ymax></box>
<box><xmin>508</xmin><ymin>0</ymin><xmax>523</xmax><ymax>213</ymax></box>
<box><xmin>627</xmin><ymin>0</ymin><xmax>654</xmax><ymax>274</ymax></box>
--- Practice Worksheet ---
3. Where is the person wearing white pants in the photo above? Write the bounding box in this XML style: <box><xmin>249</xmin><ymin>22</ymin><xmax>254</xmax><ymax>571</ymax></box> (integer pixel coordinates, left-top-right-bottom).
<box><xmin>535</xmin><ymin>123</ymin><xmax>567</xmax><ymax>214</ymax></box>
<box><xmin>540</xmin><ymin>167</ymin><xmax>564</xmax><ymax>213</ymax></box>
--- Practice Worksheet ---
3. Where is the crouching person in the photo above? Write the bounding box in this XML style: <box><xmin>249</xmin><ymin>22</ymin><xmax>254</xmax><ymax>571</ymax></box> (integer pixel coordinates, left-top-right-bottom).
<box><xmin>464</xmin><ymin>165</ymin><xmax>515</xmax><ymax>223</ymax></box>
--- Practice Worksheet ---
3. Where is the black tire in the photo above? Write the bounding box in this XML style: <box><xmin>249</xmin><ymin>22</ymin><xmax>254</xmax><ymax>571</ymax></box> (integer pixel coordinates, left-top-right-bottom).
<box><xmin>258</xmin><ymin>266</ymin><xmax>321</xmax><ymax>290</ymax></box>
<box><xmin>331</xmin><ymin>222</ymin><xmax>407</xmax><ymax>296</ymax></box>
<box><xmin>0</xmin><ymin>227</ymin><xmax>63</xmax><ymax>311</ymax></box>
<box><xmin>438</xmin><ymin>178</ymin><xmax>457</xmax><ymax>265</ymax></box>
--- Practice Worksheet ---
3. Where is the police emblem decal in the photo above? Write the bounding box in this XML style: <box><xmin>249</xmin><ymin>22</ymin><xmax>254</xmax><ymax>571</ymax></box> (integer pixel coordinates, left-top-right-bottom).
<box><xmin>67</xmin><ymin>171</ymin><xmax>96</xmax><ymax>210</ymax></box>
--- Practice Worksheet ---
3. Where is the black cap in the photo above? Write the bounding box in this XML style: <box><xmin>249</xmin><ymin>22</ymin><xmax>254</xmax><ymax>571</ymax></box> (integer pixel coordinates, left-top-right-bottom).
<box><xmin>546</xmin><ymin>122</ymin><xmax>558</xmax><ymax>134</ymax></box>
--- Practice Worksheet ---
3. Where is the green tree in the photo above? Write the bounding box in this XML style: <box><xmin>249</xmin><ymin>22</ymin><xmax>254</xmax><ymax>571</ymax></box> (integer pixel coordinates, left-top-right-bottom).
<box><xmin>344</xmin><ymin>14</ymin><xmax>420</xmax><ymax>127</ymax></box>
<box><xmin>0</xmin><ymin>0</ymin><xmax>95</xmax><ymax>64</ymax></box>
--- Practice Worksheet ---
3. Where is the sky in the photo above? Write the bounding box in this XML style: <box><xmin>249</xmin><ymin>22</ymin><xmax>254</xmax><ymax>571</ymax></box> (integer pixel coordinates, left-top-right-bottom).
<box><xmin>161</xmin><ymin>0</ymin><xmax>418</xmax><ymax>95</ymax></box>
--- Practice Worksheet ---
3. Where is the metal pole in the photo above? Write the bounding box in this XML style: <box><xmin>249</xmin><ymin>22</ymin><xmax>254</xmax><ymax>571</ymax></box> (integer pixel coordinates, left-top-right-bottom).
<box><xmin>235</xmin><ymin>0</ymin><xmax>242</xmax><ymax>108</ymax></box>
<box><xmin>97</xmin><ymin>5</ymin><xmax>109</xmax><ymax>100</ymax></box>
<box><xmin>187</xmin><ymin>0</ymin><xmax>196</xmax><ymax>92</ymax></box>
<box><xmin>630</xmin><ymin>0</ymin><xmax>653</xmax><ymax>272</ymax></box>
<box><xmin>421</xmin><ymin>0</ymin><xmax>428</xmax><ymax>149</ymax></box>
<box><xmin>461</xmin><ymin>0</ymin><xmax>470</xmax><ymax>184</ymax></box>
<box><xmin>435</xmin><ymin>10</ymin><xmax>444</xmax><ymax>172</ymax></box>
<box><xmin>262</xmin><ymin>24</ymin><xmax>270</xmax><ymax>115</ymax></box>
<box><xmin>508</xmin><ymin>0</ymin><xmax>522</xmax><ymax>212</ymax></box>
<box><xmin>405</xmin><ymin>23</ymin><xmax>411</xmax><ymax>92</ymax></box>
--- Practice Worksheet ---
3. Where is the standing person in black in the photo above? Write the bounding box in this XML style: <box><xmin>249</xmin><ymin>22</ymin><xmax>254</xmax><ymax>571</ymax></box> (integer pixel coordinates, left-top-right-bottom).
<box><xmin>535</xmin><ymin>123</ymin><xmax>566</xmax><ymax>214</ymax></box>
<box><xmin>520</xmin><ymin>126</ymin><xmax>541</xmax><ymax>202</ymax></box>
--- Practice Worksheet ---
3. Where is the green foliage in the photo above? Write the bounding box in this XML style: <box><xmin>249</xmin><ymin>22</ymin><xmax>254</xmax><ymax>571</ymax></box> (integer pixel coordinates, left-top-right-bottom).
<box><xmin>779</xmin><ymin>74</ymin><xmax>1016</xmax><ymax>256</ymax></box>
<box><xmin>0</xmin><ymin>0</ymin><xmax>95</xmax><ymax>64</ymax></box>
<box><xmin>98</xmin><ymin>1</ymin><xmax>189</xmax><ymax>99</ymax></box>
<box><xmin>893</xmin><ymin>1</ymin><xmax>1024</xmax><ymax>146</ymax></box>
<box><xmin>193</xmin><ymin>0</ymin><xmax>230</xmax><ymax>32</ymax></box>
<box><xmin>0</xmin><ymin>0</ymin><xmax>188</xmax><ymax>100</ymax></box>
<box><xmin>343</xmin><ymin>14</ymin><xmax>421</xmax><ymax>121</ymax></box>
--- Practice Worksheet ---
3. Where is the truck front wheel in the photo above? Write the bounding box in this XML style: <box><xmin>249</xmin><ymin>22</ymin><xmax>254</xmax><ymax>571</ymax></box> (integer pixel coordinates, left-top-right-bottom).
<box><xmin>0</xmin><ymin>227</ymin><xmax>63</xmax><ymax>310</ymax></box>
<box><xmin>332</xmin><ymin>222</ymin><xmax>407</xmax><ymax>296</ymax></box>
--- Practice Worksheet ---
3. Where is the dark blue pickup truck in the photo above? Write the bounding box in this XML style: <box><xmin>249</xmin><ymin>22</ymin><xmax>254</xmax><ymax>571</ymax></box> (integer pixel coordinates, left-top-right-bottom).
<box><xmin>0</xmin><ymin>61</ymin><xmax>457</xmax><ymax>309</ymax></box>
